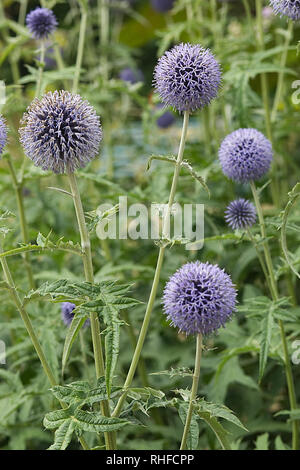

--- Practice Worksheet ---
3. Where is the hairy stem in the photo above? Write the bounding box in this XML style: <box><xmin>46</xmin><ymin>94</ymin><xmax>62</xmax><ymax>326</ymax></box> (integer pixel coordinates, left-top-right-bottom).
<box><xmin>112</xmin><ymin>111</ymin><xmax>190</xmax><ymax>418</ymax></box>
<box><xmin>180</xmin><ymin>333</ymin><xmax>202</xmax><ymax>450</ymax></box>
<box><xmin>250</xmin><ymin>181</ymin><xmax>299</xmax><ymax>450</ymax></box>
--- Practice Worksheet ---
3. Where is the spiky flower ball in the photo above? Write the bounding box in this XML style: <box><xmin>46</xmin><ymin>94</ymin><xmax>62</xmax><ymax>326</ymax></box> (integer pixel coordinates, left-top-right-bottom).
<box><xmin>0</xmin><ymin>116</ymin><xmax>7</xmax><ymax>157</ymax></box>
<box><xmin>269</xmin><ymin>0</ymin><xmax>300</xmax><ymax>20</ymax></box>
<box><xmin>225</xmin><ymin>199</ymin><xmax>256</xmax><ymax>230</ymax></box>
<box><xmin>26</xmin><ymin>7</ymin><xmax>57</xmax><ymax>40</ymax></box>
<box><xmin>151</xmin><ymin>0</ymin><xmax>175</xmax><ymax>13</ymax></box>
<box><xmin>219</xmin><ymin>128</ymin><xmax>272</xmax><ymax>183</ymax></box>
<box><xmin>163</xmin><ymin>261</ymin><xmax>237</xmax><ymax>336</ymax></box>
<box><xmin>119</xmin><ymin>67</ymin><xmax>144</xmax><ymax>84</ymax></box>
<box><xmin>19</xmin><ymin>91</ymin><xmax>102</xmax><ymax>174</ymax></box>
<box><xmin>61</xmin><ymin>302</ymin><xmax>89</xmax><ymax>328</ymax></box>
<box><xmin>154</xmin><ymin>43</ymin><xmax>221</xmax><ymax>113</ymax></box>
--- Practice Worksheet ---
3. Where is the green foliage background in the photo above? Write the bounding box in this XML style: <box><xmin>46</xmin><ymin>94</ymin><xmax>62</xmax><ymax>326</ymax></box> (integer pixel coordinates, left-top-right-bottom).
<box><xmin>0</xmin><ymin>0</ymin><xmax>300</xmax><ymax>450</ymax></box>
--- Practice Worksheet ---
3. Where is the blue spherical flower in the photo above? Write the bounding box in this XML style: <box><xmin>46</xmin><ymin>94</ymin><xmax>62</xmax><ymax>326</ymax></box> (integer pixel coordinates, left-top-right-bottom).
<box><xmin>26</xmin><ymin>7</ymin><xmax>58</xmax><ymax>40</ymax></box>
<box><xmin>219</xmin><ymin>128</ymin><xmax>272</xmax><ymax>183</ymax></box>
<box><xmin>225</xmin><ymin>198</ymin><xmax>256</xmax><ymax>230</ymax></box>
<box><xmin>119</xmin><ymin>68</ymin><xmax>144</xmax><ymax>84</ymax></box>
<box><xmin>0</xmin><ymin>115</ymin><xmax>7</xmax><ymax>157</ymax></box>
<box><xmin>19</xmin><ymin>91</ymin><xmax>102</xmax><ymax>174</ymax></box>
<box><xmin>154</xmin><ymin>43</ymin><xmax>221</xmax><ymax>113</ymax></box>
<box><xmin>61</xmin><ymin>302</ymin><xmax>89</xmax><ymax>328</ymax></box>
<box><xmin>163</xmin><ymin>261</ymin><xmax>237</xmax><ymax>336</ymax></box>
<box><xmin>270</xmin><ymin>0</ymin><xmax>300</xmax><ymax>20</ymax></box>
<box><xmin>151</xmin><ymin>0</ymin><xmax>175</xmax><ymax>13</ymax></box>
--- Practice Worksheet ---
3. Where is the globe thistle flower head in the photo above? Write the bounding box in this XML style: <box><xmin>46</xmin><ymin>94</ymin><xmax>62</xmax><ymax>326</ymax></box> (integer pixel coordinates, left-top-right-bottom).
<box><xmin>219</xmin><ymin>128</ymin><xmax>272</xmax><ymax>183</ymax></box>
<box><xmin>26</xmin><ymin>7</ymin><xmax>58</xmax><ymax>40</ymax></box>
<box><xmin>0</xmin><ymin>115</ymin><xmax>7</xmax><ymax>157</ymax></box>
<box><xmin>119</xmin><ymin>68</ymin><xmax>144</xmax><ymax>84</ymax></box>
<box><xmin>163</xmin><ymin>261</ymin><xmax>237</xmax><ymax>336</ymax></box>
<box><xmin>61</xmin><ymin>302</ymin><xmax>90</xmax><ymax>328</ymax></box>
<box><xmin>19</xmin><ymin>91</ymin><xmax>102</xmax><ymax>174</ymax></box>
<box><xmin>225</xmin><ymin>198</ymin><xmax>256</xmax><ymax>230</ymax></box>
<box><xmin>151</xmin><ymin>0</ymin><xmax>175</xmax><ymax>13</ymax></box>
<box><xmin>154</xmin><ymin>43</ymin><xmax>221</xmax><ymax>113</ymax></box>
<box><xmin>269</xmin><ymin>0</ymin><xmax>300</xmax><ymax>20</ymax></box>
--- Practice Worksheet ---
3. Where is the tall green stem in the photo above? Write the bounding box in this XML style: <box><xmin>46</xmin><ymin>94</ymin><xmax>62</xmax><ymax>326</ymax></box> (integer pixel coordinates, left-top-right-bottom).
<box><xmin>72</xmin><ymin>8</ymin><xmax>87</xmax><ymax>94</ymax></box>
<box><xmin>112</xmin><ymin>111</ymin><xmax>190</xmax><ymax>418</ymax></box>
<box><xmin>0</xmin><ymin>244</ymin><xmax>90</xmax><ymax>450</ymax></box>
<box><xmin>271</xmin><ymin>21</ymin><xmax>293</xmax><ymax>123</ymax></box>
<box><xmin>246</xmin><ymin>227</ymin><xmax>272</xmax><ymax>294</ymax></box>
<box><xmin>255</xmin><ymin>0</ymin><xmax>272</xmax><ymax>144</ymax></box>
<box><xmin>180</xmin><ymin>333</ymin><xmax>202</xmax><ymax>450</ymax></box>
<box><xmin>98</xmin><ymin>0</ymin><xmax>109</xmax><ymax>81</ymax></box>
<box><xmin>242</xmin><ymin>0</ymin><xmax>252</xmax><ymax>30</ymax></box>
<box><xmin>255</xmin><ymin>0</ymin><xmax>279</xmax><ymax>207</ymax></box>
<box><xmin>0</xmin><ymin>246</ymin><xmax>56</xmax><ymax>386</ymax></box>
<box><xmin>67</xmin><ymin>172</ymin><xmax>114</xmax><ymax>450</ymax></box>
<box><xmin>18</xmin><ymin>0</ymin><xmax>28</xmax><ymax>25</ymax></box>
<box><xmin>6</xmin><ymin>155</ymin><xmax>35</xmax><ymax>289</ymax></box>
<box><xmin>69</xmin><ymin>5</ymin><xmax>114</xmax><ymax>448</ymax></box>
<box><xmin>35</xmin><ymin>41</ymin><xmax>45</xmax><ymax>99</ymax></box>
<box><xmin>250</xmin><ymin>181</ymin><xmax>299</xmax><ymax>450</ymax></box>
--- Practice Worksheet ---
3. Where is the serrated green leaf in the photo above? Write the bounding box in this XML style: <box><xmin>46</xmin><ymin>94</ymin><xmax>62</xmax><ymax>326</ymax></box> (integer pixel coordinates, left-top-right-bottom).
<box><xmin>179</xmin><ymin>403</ymin><xmax>199</xmax><ymax>450</ymax></box>
<box><xmin>72</xmin><ymin>409</ymin><xmax>129</xmax><ymax>432</ymax></box>
<box><xmin>259</xmin><ymin>302</ymin><xmax>275</xmax><ymax>382</ymax></box>
<box><xmin>48</xmin><ymin>419</ymin><xmax>76</xmax><ymax>450</ymax></box>
<box><xmin>62</xmin><ymin>312</ymin><xmax>88</xmax><ymax>375</ymax></box>
<box><xmin>43</xmin><ymin>408</ymin><xmax>71</xmax><ymax>430</ymax></box>
<box><xmin>197</xmin><ymin>411</ymin><xmax>232</xmax><ymax>450</ymax></box>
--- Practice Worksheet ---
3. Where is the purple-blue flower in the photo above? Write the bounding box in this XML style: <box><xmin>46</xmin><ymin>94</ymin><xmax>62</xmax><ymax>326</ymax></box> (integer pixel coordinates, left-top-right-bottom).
<box><xmin>156</xmin><ymin>104</ymin><xmax>175</xmax><ymax>128</ymax></box>
<box><xmin>119</xmin><ymin>68</ymin><xmax>144</xmax><ymax>84</ymax></box>
<box><xmin>26</xmin><ymin>7</ymin><xmax>58</xmax><ymax>40</ymax></box>
<box><xmin>19</xmin><ymin>91</ymin><xmax>102</xmax><ymax>174</ymax></box>
<box><xmin>225</xmin><ymin>199</ymin><xmax>256</xmax><ymax>230</ymax></box>
<box><xmin>219</xmin><ymin>128</ymin><xmax>273</xmax><ymax>183</ymax></box>
<box><xmin>61</xmin><ymin>302</ymin><xmax>89</xmax><ymax>328</ymax></box>
<box><xmin>0</xmin><ymin>115</ymin><xmax>7</xmax><ymax>157</ymax></box>
<box><xmin>154</xmin><ymin>43</ymin><xmax>221</xmax><ymax>113</ymax></box>
<box><xmin>163</xmin><ymin>261</ymin><xmax>237</xmax><ymax>336</ymax></box>
<box><xmin>269</xmin><ymin>0</ymin><xmax>300</xmax><ymax>20</ymax></box>
<box><xmin>151</xmin><ymin>0</ymin><xmax>175</xmax><ymax>13</ymax></box>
